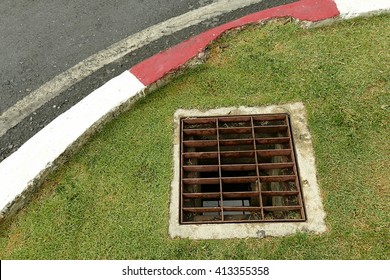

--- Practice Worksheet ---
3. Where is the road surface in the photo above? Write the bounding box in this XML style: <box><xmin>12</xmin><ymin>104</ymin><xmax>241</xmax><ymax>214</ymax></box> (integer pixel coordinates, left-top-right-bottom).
<box><xmin>0</xmin><ymin>0</ymin><xmax>294</xmax><ymax>162</ymax></box>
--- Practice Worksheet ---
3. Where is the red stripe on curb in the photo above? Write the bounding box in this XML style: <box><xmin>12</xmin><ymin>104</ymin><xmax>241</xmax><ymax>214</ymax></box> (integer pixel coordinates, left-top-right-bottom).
<box><xmin>130</xmin><ymin>0</ymin><xmax>339</xmax><ymax>86</ymax></box>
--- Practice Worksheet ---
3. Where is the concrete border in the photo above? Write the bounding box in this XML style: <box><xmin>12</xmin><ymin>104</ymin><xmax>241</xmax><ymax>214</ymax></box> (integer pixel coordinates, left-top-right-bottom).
<box><xmin>169</xmin><ymin>103</ymin><xmax>327</xmax><ymax>239</ymax></box>
<box><xmin>334</xmin><ymin>0</ymin><xmax>390</xmax><ymax>19</ymax></box>
<box><xmin>1</xmin><ymin>0</ymin><xmax>389</xmax><ymax>224</ymax></box>
<box><xmin>0</xmin><ymin>72</ymin><xmax>145</xmax><ymax>222</ymax></box>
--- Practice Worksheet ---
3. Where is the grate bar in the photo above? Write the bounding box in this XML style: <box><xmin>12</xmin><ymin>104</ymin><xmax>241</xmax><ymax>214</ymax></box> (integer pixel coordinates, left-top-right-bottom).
<box><xmin>257</xmin><ymin>149</ymin><xmax>291</xmax><ymax>156</ymax></box>
<box><xmin>183</xmin><ymin>165</ymin><xmax>219</xmax><ymax>172</ymax></box>
<box><xmin>254</xmin><ymin>125</ymin><xmax>288</xmax><ymax>133</ymax></box>
<box><xmin>252</xmin><ymin>115</ymin><xmax>287</xmax><ymax>121</ymax></box>
<box><xmin>219</xmin><ymin>127</ymin><xmax>252</xmax><ymax>134</ymax></box>
<box><xmin>183</xmin><ymin>128</ymin><xmax>216</xmax><ymax>135</ymax></box>
<box><xmin>263</xmin><ymin>206</ymin><xmax>302</xmax><ymax>211</ymax></box>
<box><xmin>183</xmin><ymin>140</ymin><xmax>218</xmax><ymax>147</ymax></box>
<box><xmin>183</xmin><ymin>152</ymin><xmax>218</xmax><ymax>159</ymax></box>
<box><xmin>183</xmin><ymin>191</ymin><xmax>299</xmax><ymax>198</ymax></box>
<box><xmin>220</xmin><ymin>151</ymin><xmax>255</xmax><ymax>158</ymax></box>
<box><xmin>258</xmin><ymin>162</ymin><xmax>294</xmax><ymax>169</ymax></box>
<box><xmin>223</xmin><ymin>191</ymin><xmax>260</xmax><ymax>198</ymax></box>
<box><xmin>223</xmin><ymin>206</ymin><xmax>262</xmax><ymax>212</ymax></box>
<box><xmin>221</xmin><ymin>176</ymin><xmax>257</xmax><ymax>184</ymax></box>
<box><xmin>184</xmin><ymin>150</ymin><xmax>296</xmax><ymax>159</ymax></box>
<box><xmin>183</xmin><ymin>191</ymin><xmax>301</xmax><ymax>199</ymax></box>
<box><xmin>180</xmin><ymin>114</ymin><xmax>306</xmax><ymax>224</ymax></box>
<box><xmin>183</xmin><ymin>118</ymin><xmax>216</xmax><ymax>125</ymax></box>
<box><xmin>221</xmin><ymin>164</ymin><xmax>257</xmax><ymax>171</ymax></box>
<box><xmin>183</xmin><ymin>207</ymin><xmax>220</xmax><ymax>213</ymax></box>
<box><xmin>219</xmin><ymin>139</ymin><xmax>254</xmax><ymax>146</ymax></box>
<box><xmin>261</xmin><ymin>191</ymin><xmax>299</xmax><ymax>196</ymax></box>
<box><xmin>216</xmin><ymin>119</ymin><xmax>224</xmax><ymax>220</ymax></box>
<box><xmin>182</xmin><ymin>178</ymin><xmax>219</xmax><ymax>185</ymax></box>
<box><xmin>256</xmin><ymin>137</ymin><xmax>290</xmax><ymax>144</ymax></box>
<box><xmin>251</xmin><ymin>116</ymin><xmax>264</xmax><ymax>220</ymax></box>
<box><xmin>183</xmin><ymin>192</ymin><xmax>221</xmax><ymax>199</ymax></box>
<box><xmin>259</xmin><ymin>175</ymin><xmax>296</xmax><ymax>182</ymax></box>
<box><xmin>218</xmin><ymin>116</ymin><xmax>252</xmax><ymax>122</ymax></box>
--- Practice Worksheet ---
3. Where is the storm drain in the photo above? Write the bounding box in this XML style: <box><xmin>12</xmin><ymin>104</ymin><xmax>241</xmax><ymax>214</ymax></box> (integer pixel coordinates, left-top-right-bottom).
<box><xmin>180</xmin><ymin>114</ymin><xmax>306</xmax><ymax>224</ymax></box>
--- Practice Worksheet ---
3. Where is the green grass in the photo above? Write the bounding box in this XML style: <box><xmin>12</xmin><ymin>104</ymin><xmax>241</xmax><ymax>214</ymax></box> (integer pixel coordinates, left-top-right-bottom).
<box><xmin>1</xmin><ymin>15</ymin><xmax>389</xmax><ymax>260</ymax></box>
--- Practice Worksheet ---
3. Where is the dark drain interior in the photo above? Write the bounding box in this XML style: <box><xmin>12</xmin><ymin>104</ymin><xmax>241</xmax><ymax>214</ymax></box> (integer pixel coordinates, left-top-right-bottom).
<box><xmin>180</xmin><ymin>114</ymin><xmax>306</xmax><ymax>224</ymax></box>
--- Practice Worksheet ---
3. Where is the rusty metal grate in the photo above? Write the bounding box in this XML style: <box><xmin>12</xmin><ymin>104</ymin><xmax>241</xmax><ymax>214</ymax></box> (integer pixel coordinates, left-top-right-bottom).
<box><xmin>180</xmin><ymin>114</ymin><xmax>306</xmax><ymax>224</ymax></box>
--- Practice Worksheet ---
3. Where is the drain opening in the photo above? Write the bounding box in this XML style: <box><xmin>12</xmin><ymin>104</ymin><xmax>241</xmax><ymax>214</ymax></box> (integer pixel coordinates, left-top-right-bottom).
<box><xmin>180</xmin><ymin>114</ymin><xmax>306</xmax><ymax>224</ymax></box>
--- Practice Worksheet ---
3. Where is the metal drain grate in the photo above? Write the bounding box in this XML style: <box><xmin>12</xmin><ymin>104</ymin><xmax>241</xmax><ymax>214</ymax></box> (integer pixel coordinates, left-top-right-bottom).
<box><xmin>180</xmin><ymin>114</ymin><xmax>306</xmax><ymax>224</ymax></box>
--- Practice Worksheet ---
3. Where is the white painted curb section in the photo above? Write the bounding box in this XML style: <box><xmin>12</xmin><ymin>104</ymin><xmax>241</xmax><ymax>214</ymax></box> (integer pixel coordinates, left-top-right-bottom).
<box><xmin>334</xmin><ymin>0</ymin><xmax>390</xmax><ymax>19</ymax></box>
<box><xmin>0</xmin><ymin>71</ymin><xmax>145</xmax><ymax>217</ymax></box>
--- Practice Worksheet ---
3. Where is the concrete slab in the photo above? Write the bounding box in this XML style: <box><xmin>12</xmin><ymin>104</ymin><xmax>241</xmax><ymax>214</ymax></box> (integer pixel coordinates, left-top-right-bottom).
<box><xmin>169</xmin><ymin>102</ymin><xmax>327</xmax><ymax>239</ymax></box>
<box><xmin>334</xmin><ymin>0</ymin><xmax>390</xmax><ymax>19</ymax></box>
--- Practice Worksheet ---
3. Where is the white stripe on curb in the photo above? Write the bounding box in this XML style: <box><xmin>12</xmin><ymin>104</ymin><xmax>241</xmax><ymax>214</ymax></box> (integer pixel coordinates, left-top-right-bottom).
<box><xmin>334</xmin><ymin>0</ymin><xmax>390</xmax><ymax>19</ymax></box>
<box><xmin>0</xmin><ymin>0</ymin><xmax>268</xmax><ymax>138</ymax></box>
<box><xmin>0</xmin><ymin>71</ymin><xmax>145</xmax><ymax>218</ymax></box>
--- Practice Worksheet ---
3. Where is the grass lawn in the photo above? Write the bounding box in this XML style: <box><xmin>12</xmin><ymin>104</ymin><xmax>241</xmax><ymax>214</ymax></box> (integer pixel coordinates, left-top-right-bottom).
<box><xmin>0</xmin><ymin>15</ymin><xmax>389</xmax><ymax>260</ymax></box>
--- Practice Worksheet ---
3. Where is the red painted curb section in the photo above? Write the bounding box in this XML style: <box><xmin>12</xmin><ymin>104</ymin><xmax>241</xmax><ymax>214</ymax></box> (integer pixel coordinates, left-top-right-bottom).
<box><xmin>130</xmin><ymin>0</ymin><xmax>339</xmax><ymax>86</ymax></box>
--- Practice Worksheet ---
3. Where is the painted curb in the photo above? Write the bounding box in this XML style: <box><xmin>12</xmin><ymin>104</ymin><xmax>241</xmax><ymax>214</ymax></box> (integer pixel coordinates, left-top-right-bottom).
<box><xmin>130</xmin><ymin>0</ymin><xmax>339</xmax><ymax>86</ymax></box>
<box><xmin>1</xmin><ymin>0</ymin><xmax>389</xmax><ymax>223</ymax></box>
<box><xmin>334</xmin><ymin>0</ymin><xmax>390</xmax><ymax>19</ymax></box>
<box><xmin>0</xmin><ymin>72</ymin><xmax>145</xmax><ymax>222</ymax></box>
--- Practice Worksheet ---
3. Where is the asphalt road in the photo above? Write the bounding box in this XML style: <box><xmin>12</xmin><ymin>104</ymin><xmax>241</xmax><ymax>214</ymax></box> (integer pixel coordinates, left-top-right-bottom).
<box><xmin>0</xmin><ymin>0</ymin><xmax>217</xmax><ymax>113</ymax></box>
<box><xmin>0</xmin><ymin>0</ymin><xmax>294</xmax><ymax>162</ymax></box>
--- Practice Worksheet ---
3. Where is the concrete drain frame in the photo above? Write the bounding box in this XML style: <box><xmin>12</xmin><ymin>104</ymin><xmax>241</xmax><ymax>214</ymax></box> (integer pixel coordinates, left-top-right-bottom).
<box><xmin>169</xmin><ymin>102</ymin><xmax>327</xmax><ymax>239</ymax></box>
